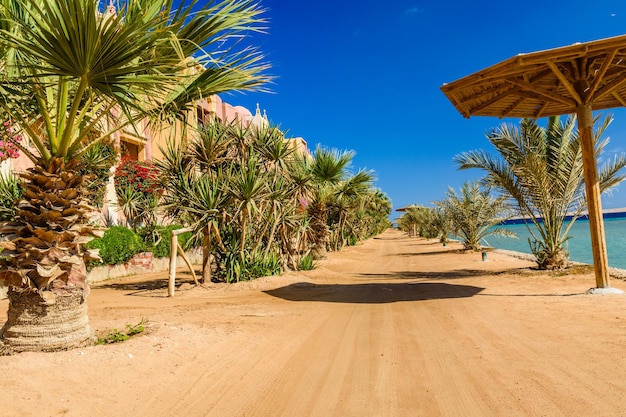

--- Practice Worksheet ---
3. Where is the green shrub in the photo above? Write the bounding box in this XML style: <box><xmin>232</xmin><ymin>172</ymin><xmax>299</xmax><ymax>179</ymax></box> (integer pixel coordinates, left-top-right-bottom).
<box><xmin>143</xmin><ymin>225</ymin><xmax>193</xmax><ymax>258</ymax></box>
<box><xmin>87</xmin><ymin>226</ymin><xmax>145</xmax><ymax>266</ymax></box>
<box><xmin>299</xmin><ymin>254</ymin><xmax>316</xmax><ymax>271</ymax></box>
<box><xmin>246</xmin><ymin>252</ymin><xmax>282</xmax><ymax>280</ymax></box>
<box><xmin>0</xmin><ymin>173</ymin><xmax>22</xmax><ymax>221</ymax></box>
<box><xmin>96</xmin><ymin>319</ymin><xmax>147</xmax><ymax>345</ymax></box>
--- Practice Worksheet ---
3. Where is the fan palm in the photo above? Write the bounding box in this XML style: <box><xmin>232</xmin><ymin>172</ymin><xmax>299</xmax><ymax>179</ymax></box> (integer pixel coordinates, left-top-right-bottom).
<box><xmin>296</xmin><ymin>146</ymin><xmax>373</xmax><ymax>258</ymax></box>
<box><xmin>455</xmin><ymin>116</ymin><xmax>626</xmax><ymax>268</ymax></box>
<box><xmin>0</xmin><ymin>0</ymin><xmax>270</xmax><ymax>352</ymax></box>
<box><xmin>436</xmin><ymin>182</ymin><xmax>515</xmax><ymax>251</ymax></box>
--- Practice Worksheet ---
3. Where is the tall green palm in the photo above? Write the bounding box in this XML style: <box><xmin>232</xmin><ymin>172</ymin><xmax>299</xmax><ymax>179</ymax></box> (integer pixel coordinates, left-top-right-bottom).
<box><xmin>296</xmin><ymin>146</ymin><xmax>373</xmax><ymax>258</ymax></box>
<box><xmin>397</xmin><ymin>205</ymin><xmax>436</xmax><ymax>238</ymax></box>
<box><xmin>0</xmin><ymin>0</ymin><xmax>270</xmax><ymax>353</ymax></box>
<box><xmin>158</xmin><ymin>119</ymin><xmax>304</xmax><ymax>282</ymax></box>
<box><xmin>397</xmin><ymin>206</ymin><xmax>420</xmax><ymax>237</ymax></box>
<box><xmin>436</xmin><ymin>182</ymin><xmax>515</xmax><ymax>251</ymax></box>
<box><xmin>455</xmin><ymin>116</ymin><xmax>626</xmax><ymax>268</ymax></box>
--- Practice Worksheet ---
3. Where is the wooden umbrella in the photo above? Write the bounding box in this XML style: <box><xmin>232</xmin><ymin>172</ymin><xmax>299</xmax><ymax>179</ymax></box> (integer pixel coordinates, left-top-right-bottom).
<box><xmin>441</xmin><ymin>34</ymin><xmax>626</xmax><ymax>292</ymax></box>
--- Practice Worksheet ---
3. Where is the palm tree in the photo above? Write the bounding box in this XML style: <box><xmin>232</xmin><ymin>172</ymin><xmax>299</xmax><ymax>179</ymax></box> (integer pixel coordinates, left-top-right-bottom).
<box><xmin>436</xmin><ymin>182</ymin><xmax>515</xmax><ymax>251</ymax></box>
<box><xmin>427</xmin><ymin>207</ymin><xmax>452</xmax><ymax>245</ymax></box>
<box><xmin>397</xmin><ymin>205</ymin><xmax>435</xmax><ymax>238</ymax></box>
<box><xmin>159</xmin><ymin>119</ymin><xmax>304</xmax><ymax>282</ymax></box>
<box><xmin>297</xmin><ymin>146</ymin><xmax>373</xmax><ymax>259</ymax></box>
<box><xmin>0</xmin><ymin>0</ymin><xmax>270</xmax><ymax>353</ymax></box>
<box><xmin>455</xmin><ymin>116</ymin><xmax>626</xmax><ymax>268</ymax></box>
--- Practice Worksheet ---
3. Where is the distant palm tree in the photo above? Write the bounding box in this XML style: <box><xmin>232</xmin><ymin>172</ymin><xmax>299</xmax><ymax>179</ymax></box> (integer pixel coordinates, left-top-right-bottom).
<box><xmin>397</xmin><ymin>206</ymin><xmax>420</xmax><ymax>237</ymax></box>
<box><xmin>430</xmin><ymin>207</ymin><xmax>452</xmax><ymax>245</ymax></box>
<box><xmin>436</xmin><ymin>182</ymin><xmax>515</xmax><ymax>251</ymax></box>
<box><xmin>0</xmin><ymin>0</ymin><xmax>270</xmax><ymax>353</ymax></box>
<box><xmin>455</xmin><ymin>116</ymin><xmax>626</xmax><ymax>268</ymax></box>
<box><xmin>339</xmin><ymin>188</ymin><xmax>391</xmax><ymax>246</ymax></box>
<box><xmin>296</xmin><ymin>146</ymin><xmax>373</xmax><ymax>259</ymax></box>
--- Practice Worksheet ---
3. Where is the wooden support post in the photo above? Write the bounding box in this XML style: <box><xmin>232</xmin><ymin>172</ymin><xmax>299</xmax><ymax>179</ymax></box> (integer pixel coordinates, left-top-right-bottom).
<box><xmin>168</xmin><ymin>228</ymin><xmax>194</xmax><ymax>297</ymax></box>
<box><xmin>177</xmin><ymin>241</ymin><xmax>199</xmax><ymax>286</ymax></box>
<box><xmin>168</xmin><ymin>230</ymin><xmax>178</xmax><ymax>297</ymax></box>
<box><xmin>577</xmin><ymin>104</ymin><xmax>611</xmax><ymax>288</ymax></box>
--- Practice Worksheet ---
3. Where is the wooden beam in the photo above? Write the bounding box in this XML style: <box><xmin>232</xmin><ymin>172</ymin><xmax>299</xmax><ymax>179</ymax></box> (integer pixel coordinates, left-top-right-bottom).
<box><xmin>586</xmin><ymin>49</ymin><xmax>618</xmax><ymax>101</ymax></box>
<box><xmin>467</xmin><ymin>85</ymin><xmax>516</xmax><ymax>115</ymax></box>
<box><xmin>505</xmin><ymin>77</ymin><xmax>576</xmax><ymax>106</ymax></box>
<box><xmin>577</xmin><ymin>103</ymin><xmax>610</xmax><ymax>288</ymax></box>
<box><xmin>534</xmin><ymin>101</ymin><xmax>550</xmax><ymax>119</ymax></box>
<box><xmin>594</xmin><ymin>72</ymin><xmax>626</xmax><ymax>101</ymax></box>
<box><xmin>501</xmin><ymin>96</ymin><xmax>526</xmax><ymax>117</ymax></box>
<box><xmin>546</xmin><ymin>61</ymin><xmax>582</xmax><ymax>105</ymax></box>
<box><xmin>611</xmin><ymin>91</ymin><xmax>626</xmax><ymax>107</ymax></box>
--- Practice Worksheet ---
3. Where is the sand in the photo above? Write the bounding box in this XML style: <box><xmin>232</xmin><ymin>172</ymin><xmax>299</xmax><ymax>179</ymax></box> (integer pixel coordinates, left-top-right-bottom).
<box><xmin>1</xmin><ymin>228</ymin><xmax>626</xmax><ymax>417</ymax></box>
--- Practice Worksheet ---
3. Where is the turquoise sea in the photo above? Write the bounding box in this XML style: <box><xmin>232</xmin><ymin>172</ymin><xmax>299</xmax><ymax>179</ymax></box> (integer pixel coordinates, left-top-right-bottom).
<box><xmin>484</xmin><ymin>216</ymin><xmax>626</xmax><ymax>270</ymax></box>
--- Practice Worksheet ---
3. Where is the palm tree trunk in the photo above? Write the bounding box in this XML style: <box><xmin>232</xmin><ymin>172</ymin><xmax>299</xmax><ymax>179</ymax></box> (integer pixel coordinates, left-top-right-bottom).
<box><xmin>0</xmin><ymin>159</ymin><xmax>99</xmax><ymax>353</ymax></box>
<box><xmin>309</xmin><ymin>202</ymin><xmax>328</xmax><ymax>259</ymax></box>
<box><xmin>263</xmin><ymin>215</ymin><xmax>281</xmax><ymax>256</ymax></box>
<box><xmin>239</xmin><ymin>208</ymin><xmax>248</xmax><ymax>270</ymax></box>
<box><xmin>252</xmin><ymin>210</ymin><xmax>272</xmax><ymax>254</ymax></box>
<box><xmin>202</xmin><ymin>226</ymin><xmax>211</xmax><ymax>283</ymax></box>
<box><xmin>1</xmin><ymin>287</ymin><xmax>94</xmax><ymax>353</ymax></box>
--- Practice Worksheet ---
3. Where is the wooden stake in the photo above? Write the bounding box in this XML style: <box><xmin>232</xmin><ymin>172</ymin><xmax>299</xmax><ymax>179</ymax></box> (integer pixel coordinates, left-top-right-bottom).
<box><xmin>168</xmin><ymin>231</ymin><xmax>177</xmax><ymax>297</ymax></box>
<box><xmin>177</xmin><ymin>241</ymin><xmax>199</xmax><ymax>286</ymax></box>
<box><xmin>168</xmin><ymin>228</ymin><xmax>194</xmax><ymax>297</ymax></box>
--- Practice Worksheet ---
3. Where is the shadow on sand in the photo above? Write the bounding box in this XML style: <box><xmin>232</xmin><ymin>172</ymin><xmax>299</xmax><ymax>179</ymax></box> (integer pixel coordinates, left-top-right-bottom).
<box><xmin>264</xmin><ymin>282</ymin><xmax>484</xmax><ymax>304</ymax></box>
<box><xmin>392</xmin><ymin>249</ymin><xmax>466</xmax><ymax>257</ymax></box>
<box><xmin>95</xmin><ymin>273</ymin><xmax>199</xmax><ymax>297</ymax></box>
<box><xmin>358</xmin><ymin>270</ymin><xmax>489</xmax><ymax>280</ymax></box>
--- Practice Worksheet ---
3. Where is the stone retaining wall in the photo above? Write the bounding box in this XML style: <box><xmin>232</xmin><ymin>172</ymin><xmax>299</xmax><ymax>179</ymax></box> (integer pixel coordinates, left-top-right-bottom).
<box><xmin>0</xmin><ymin>248</ymin><xmax>203</xmax><ymax>299</ymax></box>
<box><xmin>86</xmin><ymin>248</ymin><xmax>203</xmax><ymax>285</ymax></box>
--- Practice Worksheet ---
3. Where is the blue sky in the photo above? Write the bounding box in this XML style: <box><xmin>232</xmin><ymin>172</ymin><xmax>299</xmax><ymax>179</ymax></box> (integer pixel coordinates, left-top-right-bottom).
<box><xmin>221</xmin><ymin>0</ymin><xmax>626</xmax><ymax>217</ymax></box>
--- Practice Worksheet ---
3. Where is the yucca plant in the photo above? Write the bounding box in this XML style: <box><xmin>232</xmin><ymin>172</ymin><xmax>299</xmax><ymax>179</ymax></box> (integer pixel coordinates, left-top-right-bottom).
<box><xmin>0</xmin><ymin>0</ymin><xmax>269</xmax><ymax>353</ymax></box>
<box><xmin>295</xmin><ymin>146</ymin><xmax>374</xmax><ymax>259</ymax></box>
<box><xmin>436</xmin><ymin>182</ymin><xmax>516</xmax><ymax>251</ymax></box>
<box><xmin>0</xmin><ymin>172</ymin><xmax>22</xmax><ymax>221</ymax></box>
<box><xmin>455</xmin><ymin>116</ymin><xmax>626</xmax><ymax>268</ymax></box>
<box><xmin>159</xmin><ymin>119</ymin><xmax>300</xmax><ymax>282</ymax></box>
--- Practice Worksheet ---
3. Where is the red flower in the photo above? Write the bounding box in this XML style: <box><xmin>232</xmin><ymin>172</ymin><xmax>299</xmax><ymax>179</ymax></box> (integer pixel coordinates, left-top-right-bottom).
<box><xmin>114</xmin><ymin>156</ymin><xmax>162</xmax><ymax>199</ymax></box>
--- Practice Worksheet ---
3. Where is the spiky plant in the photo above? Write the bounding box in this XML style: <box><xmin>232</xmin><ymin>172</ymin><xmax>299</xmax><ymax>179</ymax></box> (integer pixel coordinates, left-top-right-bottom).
<box><xmin>455</xmin><ymin>115</ymin><xmax>626</xmax><ymax>268</ymax></box>
<box><xmin>0</xmin><ymin>0</ymin><xmax>269</xmax><ymax>353</ymax></box>
<box><xmin>436</xmin><ymin>182</ymin><xmax>516</xmax><ymax>251</ymax></box>
<box><xmin>294</xmin><ymin>146</ymin><xmax>372</xmax><ymax>259</ymax></box>
<box><xmin>0</xmin><ymin>172</ymin><xmax>22</xmax><ymax>221</ymax></box>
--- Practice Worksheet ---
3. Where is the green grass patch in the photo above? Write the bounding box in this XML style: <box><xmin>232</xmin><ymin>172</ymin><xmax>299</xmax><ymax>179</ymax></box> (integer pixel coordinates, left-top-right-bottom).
<box><xmin>96</xmin><ymin>319</ymin><xmax>148</xmax><ymax>345</ymax></box>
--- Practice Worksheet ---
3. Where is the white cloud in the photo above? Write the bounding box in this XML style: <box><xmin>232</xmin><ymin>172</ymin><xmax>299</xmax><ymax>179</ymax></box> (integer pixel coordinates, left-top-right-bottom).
<box><xmin>405</xmin><ymin>7</ymin><xmax>421</xmax><ymax>15</ymax></box>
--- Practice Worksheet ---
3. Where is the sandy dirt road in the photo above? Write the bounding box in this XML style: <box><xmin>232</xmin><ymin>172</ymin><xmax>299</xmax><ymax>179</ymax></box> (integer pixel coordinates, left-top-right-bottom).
<box><xmin>2</xmin><ymin>229</ymin><xmax>626</xmax><ymax>417</ymax></box>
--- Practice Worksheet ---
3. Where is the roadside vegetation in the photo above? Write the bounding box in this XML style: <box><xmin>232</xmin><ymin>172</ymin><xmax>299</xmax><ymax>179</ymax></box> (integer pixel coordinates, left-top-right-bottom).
<box><xmin>456</xmin><ymin>115</ymin><xmax>626</xmax><ymax>268</ymax></box>
<box><xmin>398</xmin><ymin>115</ymin><xmax>626</xmax><ymax>270</ymax></box>
<box><xmin>0</xmin><ymin>0</ymin><xmax>277</xmax><ymax>354</ymax></box>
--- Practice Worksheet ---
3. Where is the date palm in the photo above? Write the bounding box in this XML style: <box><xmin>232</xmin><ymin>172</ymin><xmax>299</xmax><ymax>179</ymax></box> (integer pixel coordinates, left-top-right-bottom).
<box><xmin>436</xmin><ymin>182</ymin><xmax>515</xmax><ymax>251</ymax></box>
<box><xmin>296</xmin><ymin>146</ymin><xmax>373</xmax><ymax>259</ymax></box>
<box><xmin>0</xmin><ymin>0</ymin><xmax>269</xmax><ymax>353</ymax></box>
<box><xmin>455</xmin><ymin>116</ymin><xmax>626</xmax><ymax>268</ymax></box>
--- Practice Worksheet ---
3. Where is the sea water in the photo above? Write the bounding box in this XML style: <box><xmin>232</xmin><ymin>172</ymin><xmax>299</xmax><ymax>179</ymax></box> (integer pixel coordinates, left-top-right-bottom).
<box><xmin>484</xmin><ymin>217</ymin><xmax>626</xmax><ymax>269</ymax></box>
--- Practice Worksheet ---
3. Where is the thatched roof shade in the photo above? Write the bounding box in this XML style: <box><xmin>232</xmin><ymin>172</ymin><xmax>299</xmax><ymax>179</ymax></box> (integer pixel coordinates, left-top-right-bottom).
<box><xmin>441</xmin><ymin>34</ymin><xmax>626</xmax><ymax>119</ymax></box>
<box><xmin>441</xmin><ymin>34</ymin><xmax>626</xmax><ymax>292</ymax></box>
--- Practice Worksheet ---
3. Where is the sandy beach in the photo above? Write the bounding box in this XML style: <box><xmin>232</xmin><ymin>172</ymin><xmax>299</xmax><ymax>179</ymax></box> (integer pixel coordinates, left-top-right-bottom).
<box><xmin>2</xmin><ymin>228</ymin><xmax>626</xmax><ymax>417</ymax></box>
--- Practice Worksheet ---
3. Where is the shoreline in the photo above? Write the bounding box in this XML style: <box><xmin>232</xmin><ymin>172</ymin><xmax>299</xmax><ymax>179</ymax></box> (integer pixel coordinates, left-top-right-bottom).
<box><xmin>492</xmin><ymin>247</ymin><xmax>626</xmax><ymax>280</ymax></box>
